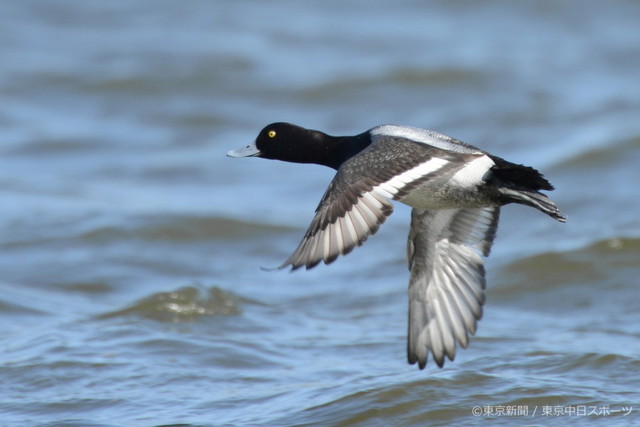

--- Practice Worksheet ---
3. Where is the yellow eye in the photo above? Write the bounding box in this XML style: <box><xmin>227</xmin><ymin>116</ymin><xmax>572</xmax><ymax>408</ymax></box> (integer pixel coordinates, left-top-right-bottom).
<box><xmin>268</xmin><ymin>130</ymin><xmax>277</xmax><ymax>138</ymax></box>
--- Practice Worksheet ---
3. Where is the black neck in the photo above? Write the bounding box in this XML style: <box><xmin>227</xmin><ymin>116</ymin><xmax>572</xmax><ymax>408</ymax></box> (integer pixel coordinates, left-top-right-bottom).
<box><xmin>320</xmin><ymin>132</ymin><xmax>371</xmax><ymax>170</ymax></box>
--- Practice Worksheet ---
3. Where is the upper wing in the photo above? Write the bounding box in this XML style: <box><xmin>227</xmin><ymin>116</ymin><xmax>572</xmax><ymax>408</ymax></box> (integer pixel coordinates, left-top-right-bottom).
<box><xmin>280</xmin><ymin>182</ymin><xmax>394</xmax><ymax>270</ymax></box>
<box><xmin>280</xmin><ymin>136</ymin><xmax>472</xmax><ymax>270</ymax></box>
<box><xmin>406</xmin><ymin>207</ymin><xmax>500</xmax><ymax>369</ymax></box>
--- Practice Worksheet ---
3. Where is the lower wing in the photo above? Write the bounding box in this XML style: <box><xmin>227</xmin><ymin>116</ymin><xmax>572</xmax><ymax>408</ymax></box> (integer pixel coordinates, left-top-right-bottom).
<box><xmin>406</xmin><ymin>207</ymin><xmax>500</xmax><ymax>369</ymax></box>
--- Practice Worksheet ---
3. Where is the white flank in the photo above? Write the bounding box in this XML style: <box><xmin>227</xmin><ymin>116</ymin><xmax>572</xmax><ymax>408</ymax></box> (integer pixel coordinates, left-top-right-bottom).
<box><xmin>450</xmin><ymin>155</ymin><xmax>494</xmax><ymax>187</ymax></box>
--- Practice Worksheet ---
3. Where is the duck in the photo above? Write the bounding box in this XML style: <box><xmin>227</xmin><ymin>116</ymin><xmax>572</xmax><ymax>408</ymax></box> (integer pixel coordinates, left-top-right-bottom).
<box><xmin>227</xmin><ymin>122</ymin><xmax>566</xmax><ymax>369</ymax></box>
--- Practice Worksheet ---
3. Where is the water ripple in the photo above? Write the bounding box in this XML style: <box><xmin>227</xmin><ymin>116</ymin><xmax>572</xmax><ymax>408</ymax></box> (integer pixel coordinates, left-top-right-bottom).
<box><xmin>98</xmin><ymin>285</ymin><xmax>244</xmax><ymax>322</ymax></box>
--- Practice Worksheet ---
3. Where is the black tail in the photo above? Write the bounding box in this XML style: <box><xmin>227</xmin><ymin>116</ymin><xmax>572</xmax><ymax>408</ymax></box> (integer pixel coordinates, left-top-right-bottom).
<box><xmin>488</xmin><ymin>155</ymin><xmax>566</xmax><ymax>222</ymax></box>
<box><xmin>488</xmin><ymin>155</ymin><xmax>554</xmax><ymax>191</ymax></box>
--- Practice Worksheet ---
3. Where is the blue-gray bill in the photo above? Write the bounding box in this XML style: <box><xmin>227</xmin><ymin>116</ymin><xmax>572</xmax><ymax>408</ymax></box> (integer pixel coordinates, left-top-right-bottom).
<box><xmin>227</xmin><ymin>142</ymin><xmax>261</xmax><ymax>158</ymax></box>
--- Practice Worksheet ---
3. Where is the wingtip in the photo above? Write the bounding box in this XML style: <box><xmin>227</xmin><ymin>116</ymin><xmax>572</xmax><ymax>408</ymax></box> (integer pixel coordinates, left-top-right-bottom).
<box><xmin>267</xmin><ymin>259</ymin><xmax>312</xmax><ymax>272</ymax></box>
<box><xmin>409</xmin><ymin>357</ymin><xmax>446</xmax><ymax>370</ymax></box>
<box><xmin>259</xmin><ymin>265</ymin><xmax>283</xmax><ymax>272</ymax></box>
<box><xmin>408</xmin><ymin>355</ymin><xmax>427</xmax><ymax>370</ymax></box>
<box><xmin>408</xmin><ymin>351</ymin><xmax>432</xmax><ymax>370</ymax></box>
<box><xmin>259</xmin><ymin>260</ymin><xmax>300</xmax><ymax>272</ymax></box>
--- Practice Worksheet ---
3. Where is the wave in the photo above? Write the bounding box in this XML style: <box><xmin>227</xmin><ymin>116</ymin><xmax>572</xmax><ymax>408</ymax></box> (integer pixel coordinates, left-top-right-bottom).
<box><xmin>98</xmin><ymin>285</ymin><xmax>246</xmax><ymax>323</ymax></box>
<box><xmin>496</xmin><ymin>235</ymin><xmax>639</xmax><ymax>293</ymax></box>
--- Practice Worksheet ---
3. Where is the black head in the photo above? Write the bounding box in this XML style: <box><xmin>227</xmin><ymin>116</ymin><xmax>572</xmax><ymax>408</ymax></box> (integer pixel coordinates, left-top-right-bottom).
<box><xmin>227</xmin><ymin>122</ymin><xmax>370</xmax><ymax>169</ymax></box>
<box><xmin>254</xmin><ymin>122</ymin><xmax>334</xmax><ymax>164</ymax></box>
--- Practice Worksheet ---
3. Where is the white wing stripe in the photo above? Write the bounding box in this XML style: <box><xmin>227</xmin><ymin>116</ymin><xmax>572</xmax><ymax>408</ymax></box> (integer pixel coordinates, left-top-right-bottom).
<box><xmin>377</xmin><ymin>182</ymin><xmax>399</xmax><ymax>196</ymax></box>
<box><xmin>373</xmin><ymin>158</ymin><xmax>449</xmax><ymax>195</ymax></box>
<box><xmin>373</xmin><ymin>186</ymin><xmax>395</xmax><ymax>199</ymax></box>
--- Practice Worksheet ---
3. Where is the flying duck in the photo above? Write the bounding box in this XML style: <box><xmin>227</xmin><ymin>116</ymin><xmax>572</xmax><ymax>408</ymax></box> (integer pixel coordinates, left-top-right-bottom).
<box><xmin>227</xmin><ymin>122</ymin><xmax>566</xmax><ymax>369</ymax></box>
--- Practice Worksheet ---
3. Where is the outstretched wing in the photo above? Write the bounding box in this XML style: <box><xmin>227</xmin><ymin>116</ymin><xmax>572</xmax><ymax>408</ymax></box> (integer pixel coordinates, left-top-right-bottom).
<box><xmin>406</xmin><ymin>207</ymin><xmax>500</xmax><ymax>369</ymax></box>
<box><xmin>280</xmin><ymin>136</ymin><xmax>469</xmax><ymax>270</ymax></box>
<box><xmin>280</xmin><ymin>181</ymin><xmax>394</xmax><ymax>270</ymax></box>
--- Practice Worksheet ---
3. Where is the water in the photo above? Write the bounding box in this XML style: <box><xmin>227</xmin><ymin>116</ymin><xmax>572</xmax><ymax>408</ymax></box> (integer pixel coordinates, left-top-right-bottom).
<box><xmin>1</xmin><ymin>1</ymin><xmax>639</xmax><ymax>425</ymax></box>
